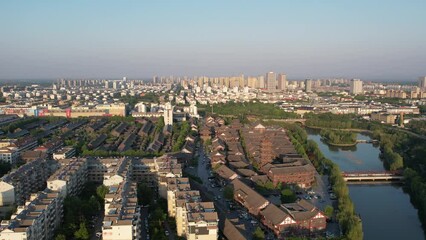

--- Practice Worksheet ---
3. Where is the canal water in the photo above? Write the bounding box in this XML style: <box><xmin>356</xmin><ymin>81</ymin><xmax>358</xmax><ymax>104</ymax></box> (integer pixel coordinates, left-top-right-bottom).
<box><xmin>307</xmin><ymin>129</ymin><xmax>424</xmax><ymax>240</ymax></box>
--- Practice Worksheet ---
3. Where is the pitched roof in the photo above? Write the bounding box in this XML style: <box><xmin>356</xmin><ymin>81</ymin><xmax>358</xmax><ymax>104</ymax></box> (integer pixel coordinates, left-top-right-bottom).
<box><xmin>281</xmin><ymin>199</ymin><xmax>324</xmax><ymax>221</ymax></box>
<box><xmin>223</xmin><ymin>218</ymin><xmax>247</xmax><ymax>240</ymax></box>
<box><xmin>232</xmin><ymin>179</ymin><xmax>269</xmax><ymax>211</ymax></box>
<box><xmin>215</xmin><ymin>165</ymin><xmax>238</xmax><ymax>180</ymax></box>
<box><xmin>261</xmin><ymin>204</ymin><xmax>289</xmax><ymax>225</ymax></box>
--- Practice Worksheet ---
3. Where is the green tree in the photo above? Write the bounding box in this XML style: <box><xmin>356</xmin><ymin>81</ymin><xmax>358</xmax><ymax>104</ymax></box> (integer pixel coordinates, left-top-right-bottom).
<box><xmin>281</xmin><ymin>187</ymin><xmax>297</xmax><ymax>203</ymax></box>
<box><xmin>253</xmin><ymin>226</ymin><xmax>265</xmax><ymax>240</ymax></box>
<box><xmin>324</xmin><ymin>205</ymin><xmax>334</xmax><ymax>218</ymax></box>
<box><xmin>137</xmin><ymin>183</ymin><xmax>153</xmax><ymax>206</ymax></box>
<box><xmin>96</xmin><ymin>185</ymin><xmax>109</xmax><ymax>201</ymax></box>
<box><xmin>55</xmin><ymin>234</ymin><xmax>66</xmax><ymax>240</ymax></box>
<box><xmin>223</xmin><ymin>185</ymin><xmax>234</xmax><ymax>200</ymax></box>
<box><xmin>74</xmin><ymin>222</ymin><xmax>90</xmax><ymax>240</ymax></box>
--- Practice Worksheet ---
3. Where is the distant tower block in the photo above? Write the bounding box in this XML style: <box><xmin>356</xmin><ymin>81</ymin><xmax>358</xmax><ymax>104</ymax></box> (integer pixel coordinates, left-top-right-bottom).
<box><xmin>164</xmin><ymin>102</ymin><xmax>174</xmax><ymax>126</ymax></box>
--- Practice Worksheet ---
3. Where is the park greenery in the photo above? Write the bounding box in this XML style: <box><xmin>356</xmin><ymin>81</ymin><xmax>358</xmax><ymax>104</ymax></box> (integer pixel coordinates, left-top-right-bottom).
<box><xmin>320</xmin><ymin>129</ymin><xmax>357</xmax><ymax>146</ymax></box>
<box><xmin>207</xmin><ymin>102</ymin><xmax>300</xmax><ymax>119</ymax></box>
<box><xmin>55</xmin><ymin>183</ymin><xmax>108</xmax><ymax>240</ymax></box>
<box><xmin>406</xmin><ymin>119</ymin><xmax>426</xmax><ymax>136</ymax></box>
<box><xmin>305</xmin><ymin>113</ymin><xmax>371</xmax><ymax>129</ymax></box>
<box><xmin>287</xmin><ymin>124</ymin><xmax>363</xmax><ymax>240</ymax></box>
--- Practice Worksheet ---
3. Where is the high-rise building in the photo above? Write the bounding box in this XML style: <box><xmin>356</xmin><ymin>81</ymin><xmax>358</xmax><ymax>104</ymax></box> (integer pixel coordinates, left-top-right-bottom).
<box><xmin>164</xmin><ymin>102</ymin><xmax>174</xmax><ymax>126</ymax></box>
<box><xmin>258</xmin><ymin>76</ymin><xmax>265</xmax><ymax>89</ymax></box>
<box><xmin>104</xmin><ymin>80</ymin><xmax>110</xmax><ymax>89</ymax></box>
<box><xmin>305</xmin><ymin>79</ymin><xmax>312</xmax><ymax>93</ymax></box>
<box><xmin>419</xmin><ymin>76</ymin><xmax>426</xmax><ymax>90</ymax></box>
<box><xmin>266</xmin><ymin>72</ymin><xmax>276</xmax><ymax>92</ymax></box>
<box><xmin>277</xmin><ymin>73</ymin><xmax>287</xmax><ymax>91</ymax></box>
<box><xmin>350</xmin><ymin>79</ymin><xmax>363</xmax><ymax>94</ymax></box>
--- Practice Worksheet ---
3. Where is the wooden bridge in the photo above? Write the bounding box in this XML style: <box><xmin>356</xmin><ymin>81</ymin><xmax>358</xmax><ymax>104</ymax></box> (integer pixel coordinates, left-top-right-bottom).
<box><xmin>342</xmin><ymin>171</ymin><xmax>404</xmax><ymax>183</ymax></box>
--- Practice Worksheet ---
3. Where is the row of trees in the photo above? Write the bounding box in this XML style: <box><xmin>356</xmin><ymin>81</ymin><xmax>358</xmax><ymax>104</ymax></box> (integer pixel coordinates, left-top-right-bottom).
<box><xmin>370</xmin><ymin>126</ymin><xmax>426</xmax><ymax>231</ymax></box>
<box><xmin>320</xmin><ymin>129</ymin><xmax>357</xmax><ymax>145</ymax></box>
<box><xmin>1</xmin><ymin>117</ymin><xmax>39</xmax><ymax>133</ymax></box>
<box><xmin>287</xmin><ymin>125</ymin><xmax>363</xmax><ymax>240</ymax></box>
<box><xmin>172</xmin><ymin>121</ymin><xmax>191</xmax><ymax>151</ymax></box>
<box><xmin>208</xmin><ymin>102</ymin><xmax>300</xmax><ymax>119</ymax></box>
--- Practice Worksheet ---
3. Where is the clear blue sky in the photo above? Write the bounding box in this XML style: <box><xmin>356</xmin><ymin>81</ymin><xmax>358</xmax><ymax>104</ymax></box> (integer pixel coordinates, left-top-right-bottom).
<box><xmin>0</xmin><ymin>0</ymin><xmax>425</xmax><ymax>81</ymax></box>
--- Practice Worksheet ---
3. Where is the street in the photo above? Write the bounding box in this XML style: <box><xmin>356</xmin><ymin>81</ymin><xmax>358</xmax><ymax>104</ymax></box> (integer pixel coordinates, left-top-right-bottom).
<box><xmin>185</xmin><ymin>143</ymin><xmax>259</xmax><ymax>238</ymax></box>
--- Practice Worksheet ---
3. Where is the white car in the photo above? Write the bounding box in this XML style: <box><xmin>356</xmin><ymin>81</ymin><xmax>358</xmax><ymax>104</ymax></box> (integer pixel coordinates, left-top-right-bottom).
<box><xmin>95</xmin><ymin>232</ymin><xmax>102</xmax><ymax>237</ymax></box>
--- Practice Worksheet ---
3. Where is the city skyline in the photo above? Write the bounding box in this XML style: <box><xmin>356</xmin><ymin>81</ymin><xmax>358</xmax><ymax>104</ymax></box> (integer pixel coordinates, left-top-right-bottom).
<box><xmin>1</xmin><ymin>1</ymin><xmax>425</xmax><ymax>80</ymax></box>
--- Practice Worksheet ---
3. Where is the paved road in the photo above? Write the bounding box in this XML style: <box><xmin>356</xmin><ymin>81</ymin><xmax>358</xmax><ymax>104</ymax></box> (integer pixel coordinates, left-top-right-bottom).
<box><xmin>139</xmin><ymin>207</ymin><xmax>149</xmax><ymax>240</ymax></box>
<box><xmin>310</xmin><ymin>174</ymin><xmax>340</xmax><ymax>237</ymax></box>
<box><xmin>90</xmin><ymin>211</ymin><xmax>104</xmax><ymax>240</ymax></box>
<box><xmin>188</xmin><ymin>143</ymin><xmax>259</xmax><ymax>239</ymax></box>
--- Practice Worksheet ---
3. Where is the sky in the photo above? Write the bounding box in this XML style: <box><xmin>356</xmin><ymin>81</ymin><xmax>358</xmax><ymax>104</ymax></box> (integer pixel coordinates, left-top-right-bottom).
<box><xmin>0</xmin><ymin>0</ymin><xmax>425</xmax><ymax>81</ymax></box>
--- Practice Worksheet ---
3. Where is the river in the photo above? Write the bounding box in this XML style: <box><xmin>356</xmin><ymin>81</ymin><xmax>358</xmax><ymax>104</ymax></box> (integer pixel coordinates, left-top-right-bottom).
<box><xmin>307</xmin><ymin>129</ymin><xmax>424</xmax><ymax>240</ymax></box>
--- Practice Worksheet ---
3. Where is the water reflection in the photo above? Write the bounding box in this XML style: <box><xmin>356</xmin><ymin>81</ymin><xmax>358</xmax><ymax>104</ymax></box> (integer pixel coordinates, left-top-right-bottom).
<box><xmin>307</xmin><ymin>128</ymin><xmax>424</xmax><ymax>240</ymax></box>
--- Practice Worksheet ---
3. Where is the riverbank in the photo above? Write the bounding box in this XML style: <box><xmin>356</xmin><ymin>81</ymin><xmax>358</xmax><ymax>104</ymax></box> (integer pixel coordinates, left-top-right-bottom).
<box><xmin>287</xmin><ymin>125</ymin><xmax>363</xmax><ymax>240</ymax></box>
<box><xmin>307</xmin><ymin>129</ymin><xmax>424</xmax><ymax>240</ymax></box>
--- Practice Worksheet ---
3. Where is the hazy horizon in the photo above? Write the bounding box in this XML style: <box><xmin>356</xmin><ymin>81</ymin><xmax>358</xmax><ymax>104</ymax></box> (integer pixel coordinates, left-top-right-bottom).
<box><xmin>1</xmin><ymin>1</ymin><xmax>425</xmax><ymax>81</ymax></box>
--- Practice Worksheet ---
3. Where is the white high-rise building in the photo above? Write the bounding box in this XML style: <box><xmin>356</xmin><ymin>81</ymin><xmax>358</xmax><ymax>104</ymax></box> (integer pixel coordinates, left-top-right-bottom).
<box><xmin>164</xmin><ymin>102</ymin><xmax>174</xmax><ymax>126</ymax></box>
<box><xmin>350</xmin><ymin>79</ymin><xmax>363</xmax><ymax>94</ymax></box>
<box><xmin>135</xmin><ymin>102</ymin><xmax>147</xmax><ymax>113</ymax></box>
<box><xmin>277</xmin><ymin>73</ymin><xmax>287</xmax><ymax>91</ymax></box>
<box><xmin>305</xmin><ymin>79</ymin><xmax>312</xmax><ymax>93</ymax></box>
<box><xmin>418</xmin><ymin>76</ymin><xmax>426</xmax><ymax>90</ymax></box>
<box><xmin>266</xmin><ymin>72</ymin><xmax>276</xmax><ymax>92</ymax></box>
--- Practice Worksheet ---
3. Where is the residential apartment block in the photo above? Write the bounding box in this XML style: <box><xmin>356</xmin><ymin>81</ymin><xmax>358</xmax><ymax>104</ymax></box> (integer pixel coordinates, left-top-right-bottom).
<box><xmin>0</xmin><ymin>190</ymin><xmax>63</xmax><ymax>240</ymax></box>
<box><xmin>47</xmin><ymin>158</ymin><xmax>88</xmax><ymax>197</ymax></box>
<box><xmin>0</xmin><ymin>158</ymin><xmax>50</xmax><ymax>206</ymax></box>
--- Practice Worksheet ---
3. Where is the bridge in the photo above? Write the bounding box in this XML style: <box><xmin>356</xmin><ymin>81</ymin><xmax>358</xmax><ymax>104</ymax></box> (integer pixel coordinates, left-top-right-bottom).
<box><xmin>342</xmin><ymin>171</ymin><xmax>404</xmax><ymax>183</ymax></box>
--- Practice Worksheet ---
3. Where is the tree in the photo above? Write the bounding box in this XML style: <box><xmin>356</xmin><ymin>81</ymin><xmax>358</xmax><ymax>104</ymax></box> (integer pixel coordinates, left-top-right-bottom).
<box><xmin>137</xmin><ymin>183</ymin><xmax>153</xmax><ymax>206</ymax></box>
<box><xmin>253</xmin><ymin>226</ymin><xmax>265</xmax><ymax>240</ymax></box>
<box><xmin>96</xmin><ymin>185</ymin><xmax>109</xmax><ymax>201</ymax></box>
<box><xmin>74</xmin><ymin>222</ymin><xmax>90</xmax><ymax>240</ymax></box>
<box><xmin>281</xmin><ymin>187</ymin><xmax>297</xmax><ymax>203</ymax></box>
<box><xmin>55</xmin><ymin>234</ymin><xmax>66</xmax><ymax>240</ymax></box>
<box><xmin>324</xmin><ymin>205</ymin><xmax>334</xmax><ymax>218</ymax></box>
<box><xmin>223</xmin><ymin>185</ymin><xmax>234</xmax><ymax>200</ymax></box>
